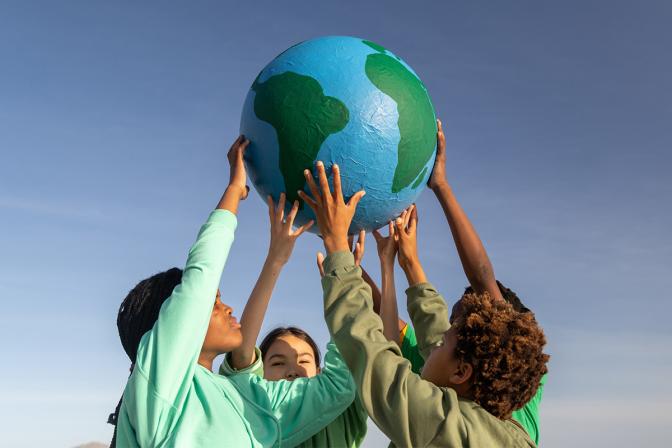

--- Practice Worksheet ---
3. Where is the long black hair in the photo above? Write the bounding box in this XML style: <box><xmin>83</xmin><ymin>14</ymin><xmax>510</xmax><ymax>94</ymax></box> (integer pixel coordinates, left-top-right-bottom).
<box><xmin>108</xmin><ymin>268</ymin><xmax>183</xmax><ymax>447</ymax></box>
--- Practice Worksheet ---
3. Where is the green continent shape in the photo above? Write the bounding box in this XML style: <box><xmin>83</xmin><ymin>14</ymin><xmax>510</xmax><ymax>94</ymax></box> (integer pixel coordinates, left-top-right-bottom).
<box><xmin>364</xmin><ymin>49</ymin><xmax>436</xmax><ymax>192</ymax></box>
<box><xmin>252</xmin><ymin>72</ymin><xmax>349</xmax><ymax>204</ymax></box>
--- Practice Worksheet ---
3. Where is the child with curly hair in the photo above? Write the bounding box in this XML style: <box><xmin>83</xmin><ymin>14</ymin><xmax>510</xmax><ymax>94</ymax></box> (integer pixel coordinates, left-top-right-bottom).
<box><xmin>365</xmin><ymin>120</ymin><xmax>548</xmax><ymax>444</ymax></box>
<box><xmin>300</xmin><ymin>158</ymin><xmax>549</xmax><ymax>447</ymax></box>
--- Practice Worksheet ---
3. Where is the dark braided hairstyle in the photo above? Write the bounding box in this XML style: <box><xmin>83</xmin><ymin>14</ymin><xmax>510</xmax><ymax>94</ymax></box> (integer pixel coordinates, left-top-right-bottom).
<box><xmin>108</xmin><ymin>267</ymin><xmax>183</xmax><ymax>447</ymax></box>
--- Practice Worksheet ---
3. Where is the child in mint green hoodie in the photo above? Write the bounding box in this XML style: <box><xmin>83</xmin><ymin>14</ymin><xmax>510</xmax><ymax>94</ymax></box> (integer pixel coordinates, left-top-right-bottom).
<box><xmin>217</xmin><ymin>192</ymin><xmax>368</xmax><ymax>448</ymax></box>
<box><xmin>108</xmin><ymin>136</ymin><xmax>356</xmax><ymax>447</ymax></box>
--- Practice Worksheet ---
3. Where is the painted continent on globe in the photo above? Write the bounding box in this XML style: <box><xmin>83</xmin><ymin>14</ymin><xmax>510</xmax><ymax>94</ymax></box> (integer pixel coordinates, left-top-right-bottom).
<box><xmin>240</xmin><ymin>36</ymin><xmax>437</xmax><ymax>233</ymax></box>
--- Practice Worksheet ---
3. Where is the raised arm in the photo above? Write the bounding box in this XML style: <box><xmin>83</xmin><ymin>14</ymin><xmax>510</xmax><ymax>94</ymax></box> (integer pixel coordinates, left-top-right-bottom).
<box><xmin>134</xmin><ymin>136</ymin><xmax>249</xmax><ymax>405</ymax></box>
<box><xmin>230</xmin><ymin>193</ymin><xmax>313</xmax><ymax>369</ymax></box>
<box><xmin>428</xmin><ymin>120</ymin><xmax>503</xmax><ymax>301</ymax></box>
<box><xmin>372</xmin><ymin>221</ymin><xmax>402</xmax><ymax>344</ymax></box>
<box><xmin>300</xmin><ymin>161</ymin><xmax>465</xmax><ymax>447</ymax></box>
<box><xmin>396</xmin><ymin>205</ymin><xmax>450</xmax><ymax>359</ymax></box>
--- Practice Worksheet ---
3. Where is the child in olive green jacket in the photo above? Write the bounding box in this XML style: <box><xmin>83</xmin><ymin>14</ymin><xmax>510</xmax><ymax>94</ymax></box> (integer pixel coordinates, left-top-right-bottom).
<box><xmin>298</xmin><ymin>159</ymin><xmax>549</xmax><ymax>447</ymax></box>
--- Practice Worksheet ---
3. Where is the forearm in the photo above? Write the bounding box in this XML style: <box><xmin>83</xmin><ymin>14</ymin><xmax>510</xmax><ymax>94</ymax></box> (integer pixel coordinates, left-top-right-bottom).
<box><xmin>431</xmin><ymin>182</ymin><xmax>500</xmax><ymax>297</ymax></box>
<box><xmin>380</xmin><ymin>262</ymin><xmax>400</xmax><ymax>344</ymax></box>
<box><xmin>231</xmin><ymin>256</ymin><xmax>284</xmax><ymax>368</ymax></box>
<box><xmin>361</xmin><ymin>267</ymin><xmax>382</xmax><ymax>314</ymax></box>
<box><xmin>217</xmin><ymin>185</ymin><xmax>245</xmax><ymax>215</ymax></box>
<box><xmin>400</xmin><ymin>258</ymin><xmax>428</xmax><ymax>287</ymax></box>
<box><xmin>406</xmin><ymin>282</ymin><xmax>450</xmax><ymax>360</ymax></box>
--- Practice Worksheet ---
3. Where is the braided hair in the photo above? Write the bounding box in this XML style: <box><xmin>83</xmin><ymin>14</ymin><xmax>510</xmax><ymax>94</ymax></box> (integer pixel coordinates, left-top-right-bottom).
<box><xmin>108</xmin><ymin>267</ymin><xmax>183</xmax><ymax>447</ymax></box>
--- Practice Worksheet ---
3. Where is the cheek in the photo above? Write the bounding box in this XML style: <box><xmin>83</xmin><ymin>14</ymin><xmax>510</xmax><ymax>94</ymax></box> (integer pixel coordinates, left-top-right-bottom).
<box><xmin>263</xmin><ymin>366</ymin><xmax>285</xmax><ymax>381</ymax></box>
<box><xmin>304</xmin><ymin>363</ymin><xmax>318</xmax><ymax>377</ymax></box>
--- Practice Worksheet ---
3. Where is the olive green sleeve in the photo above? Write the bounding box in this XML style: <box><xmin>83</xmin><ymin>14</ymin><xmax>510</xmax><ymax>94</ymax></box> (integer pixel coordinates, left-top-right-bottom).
<box><xmin>405</xmin><ymin>283</ymin><xmax>451</xmax><ymax>361</ymax></box>
<box><xmin>322</xmin><ymin>251</ymin><xmax>467</xmax><ymax>447</ymax></box>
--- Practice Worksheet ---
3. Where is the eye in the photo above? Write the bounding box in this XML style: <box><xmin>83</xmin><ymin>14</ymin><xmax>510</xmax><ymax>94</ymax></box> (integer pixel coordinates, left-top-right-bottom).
<box><xmin>299</xmin><ymin>360</ymin><xmax>311</xmax><ymax>364</ymax></box>
<box><xmin>271</xmin><ymin>362</ymin><xmax>284</xmax><ymax>367</ymax></box>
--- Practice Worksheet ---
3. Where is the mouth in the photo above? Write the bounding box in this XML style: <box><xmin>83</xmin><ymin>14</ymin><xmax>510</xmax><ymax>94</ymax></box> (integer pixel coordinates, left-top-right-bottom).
<box><xmin>229</xmin><ymin>316</ymin><xmax>241</xmax><ymax>330</ymax></box>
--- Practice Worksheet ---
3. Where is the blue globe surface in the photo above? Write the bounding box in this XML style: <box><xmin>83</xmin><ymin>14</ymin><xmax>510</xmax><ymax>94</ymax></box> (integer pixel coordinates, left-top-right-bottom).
<box><xmin>240</xmin><ymin>36</ymin><xmax>437</xmax><ymax>233</ymax></box>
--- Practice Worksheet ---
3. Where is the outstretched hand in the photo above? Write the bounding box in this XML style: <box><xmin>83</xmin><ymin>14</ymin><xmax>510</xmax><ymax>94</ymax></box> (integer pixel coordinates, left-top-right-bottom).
<box><xmin>395</xmin><ymin>204</ymin><xmax>427</xmax><ymax>285</ymax></box>
<box><xmin>217</xmin><ymin>135</ymin><xmax>250</xmax><ymax>214</ymax></box>
<box><xmin>396</xmin><ymin>205</ymin><xmax>419</xmax><ymax>270</ymax></box>
<box><xmin>227</xmin><ymin>135</ymin><xmax>251</xmax><ymax>200</ymax></box>
<box><xmin>428</xmin><ymin>119</ymin><xmax>447</xmax><ymax>190</ymax></box>
<box><xmin>372</xmin><ymin>221</ymin><xmax>397</xmax><ymax>268</ymax></box>
<box><xmin>298</xmin><ymin>161</ymin><xmax>366</xmax><ymax>254</ymax></box>
<box><xmin>267</xmin><ymin>193</ymin><xmax>314</xmax><ymax>266</ymax></box>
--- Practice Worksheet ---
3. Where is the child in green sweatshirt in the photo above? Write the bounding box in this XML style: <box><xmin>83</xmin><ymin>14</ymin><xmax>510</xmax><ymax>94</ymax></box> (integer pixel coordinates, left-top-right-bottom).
<box><xmin>108</xmin><ymin>136</ymin><xmax>356</xmax><ymax>447</ymax></box>
<box><xmin>365</xmin><ymin>119</ymin><xmax>548</xmax><ymax>445</ymax></box>
<box><xmin>298</xmin><ymin>159</ymin><xmax>549</xmax><ymax>447</ymax></box>
<box><xmin>217</xmin><ymin>192</ymin><xmax>368</xmax><ymax>448</ymax></box>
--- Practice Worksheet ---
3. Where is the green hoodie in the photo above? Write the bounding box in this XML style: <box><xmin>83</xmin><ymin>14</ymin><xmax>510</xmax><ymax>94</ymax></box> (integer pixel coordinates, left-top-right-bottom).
<box><xmin>220</xmin><ymin>349</ymin><xmax>368</xmax><ymax>448</ymax></box>
<box><xmin>115</xmin><ymin>210</ymin><xmax>356</xmax><ymax>447</ymax></box>
<box><xmin>322</xmin><ymin>251</ymin><xmax>536</xmax><ymax>448</ymax></box>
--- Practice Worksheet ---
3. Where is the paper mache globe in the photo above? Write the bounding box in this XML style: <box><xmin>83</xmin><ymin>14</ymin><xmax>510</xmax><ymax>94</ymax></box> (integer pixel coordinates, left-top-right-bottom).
<box><xmin>240</xmin><ymin>35</ymin><xmax>437</xmax><ymax>233</ymax></box>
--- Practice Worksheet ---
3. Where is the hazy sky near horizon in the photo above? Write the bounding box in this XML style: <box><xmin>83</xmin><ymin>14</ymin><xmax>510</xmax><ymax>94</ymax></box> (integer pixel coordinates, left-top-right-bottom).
<box><xmin>1</xmin><ymin>1</ymin><xmax>671</xmax><ymax>447</ymax></box>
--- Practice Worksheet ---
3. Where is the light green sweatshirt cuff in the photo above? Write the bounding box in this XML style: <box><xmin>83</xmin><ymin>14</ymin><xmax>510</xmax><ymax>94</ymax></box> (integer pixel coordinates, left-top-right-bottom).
<box><xmin>209</xmin><ymin>208</ymin><xmax>238</xmax><ymax>230</ymax></box>
<box><xmin>219</xmin><ymin>347</ymin><xmax>264</xmax><ymax>377</ymax></box>
<box><xmin>322</xmin><ymin>251</ymin><xmax>356</xmax><ymax>275</ymax></box>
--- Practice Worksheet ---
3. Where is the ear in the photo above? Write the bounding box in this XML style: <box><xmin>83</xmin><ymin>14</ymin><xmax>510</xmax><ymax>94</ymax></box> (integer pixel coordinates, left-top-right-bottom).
<box><xmin>316</xmin><ymin>366</ymin><xmax>322</xmax><ymax>374</ymax></box>
<box><xmin>449</xmin><ymin>360</ymin><xmax>473</xmax><ymax>385</ymax></box>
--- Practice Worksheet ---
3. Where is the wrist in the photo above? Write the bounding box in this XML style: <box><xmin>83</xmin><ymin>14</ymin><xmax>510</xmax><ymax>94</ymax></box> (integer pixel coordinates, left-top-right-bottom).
<box><xmin>323</xmin><ymin>235</ymin><xmax>350</xmax><ymax>254</ymax></box>
<box><xmin>226</xmin><ymin>184</ymin><xmax>247</xmax><ymax>199</ymax></box>
<box><xmin>401</xmin><ymin>259</ymin><xmax>427</xmax><ymax>286</ymax></box>
<box><xmin>380</xmin><ymin>258</ymin><xmax>395</xmax><ymax>270</ymax></box>
<box><xmin>264</xmin><ymin>253</ymin><xmax>286</xmax><ymax>270</ymax></box>
<box><xmin>431</xmin><ymin>179</ymin><xmax>450</xmax><ymax>192</ymax></box>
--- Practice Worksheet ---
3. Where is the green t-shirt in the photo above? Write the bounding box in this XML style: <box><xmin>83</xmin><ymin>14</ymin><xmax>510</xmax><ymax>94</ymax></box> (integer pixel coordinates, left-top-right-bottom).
<box><xmin>400</xmin><ymin>324</ymin><xmax>547</xmax><ymax>446</ymax></box>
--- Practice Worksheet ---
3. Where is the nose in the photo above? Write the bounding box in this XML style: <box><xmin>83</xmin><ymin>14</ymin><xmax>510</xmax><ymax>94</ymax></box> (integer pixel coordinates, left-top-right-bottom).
<box><xmin>286</xmin><ymin>372</ymin><xmax>299</xmax><ymax>380</ymax></box>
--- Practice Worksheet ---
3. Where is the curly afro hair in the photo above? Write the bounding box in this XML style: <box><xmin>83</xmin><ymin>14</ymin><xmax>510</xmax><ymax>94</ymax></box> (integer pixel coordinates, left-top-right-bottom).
<box><xmin>452</xmin><ymin>292</ymin><xmax>549</xmax><ymax>420</ymax></box>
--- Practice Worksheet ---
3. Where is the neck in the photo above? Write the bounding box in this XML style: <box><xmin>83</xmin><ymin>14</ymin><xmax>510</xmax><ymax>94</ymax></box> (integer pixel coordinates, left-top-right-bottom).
<box><xmin>198</xmin><ymin>350</ymin><xmax>216</xmax><ymax>371</ymax></box>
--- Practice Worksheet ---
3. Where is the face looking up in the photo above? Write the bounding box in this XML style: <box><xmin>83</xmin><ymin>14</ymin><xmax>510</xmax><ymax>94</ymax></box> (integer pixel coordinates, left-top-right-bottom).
<box><xmin>263</xmin><ymin>334</ymin><xmax>320</xmax><ymax>381</ymax></box>
<box><xmin>201</xmin><ymin>290</ymin><xmax>243</xmax><ymax>355</ymax></box>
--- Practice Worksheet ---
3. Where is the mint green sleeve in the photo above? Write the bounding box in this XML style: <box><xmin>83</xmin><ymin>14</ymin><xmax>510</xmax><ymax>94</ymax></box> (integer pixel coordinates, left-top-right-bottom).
<box><xmin>228</xmin><ymin>341</ymin><xmax>357</xmax><ymax>447</ymax></box>
<box><xmin>133</xmin><ymin>210</ymin><xmax>237</xmax><ymax>406</ymax></box>
<box><xmin>219</xmin><ymin>347</ymin><xmax>265</xmax><ymax>378</ymax></box>
<box><xmin>405</xmin><ymin>283</ymin><xmax>451</xmax><ymax>361</ymax></box>
<box><xmin>322</xmin><ymin>252</ymin><xmax>467</xmax><ymax>447</ymax></box>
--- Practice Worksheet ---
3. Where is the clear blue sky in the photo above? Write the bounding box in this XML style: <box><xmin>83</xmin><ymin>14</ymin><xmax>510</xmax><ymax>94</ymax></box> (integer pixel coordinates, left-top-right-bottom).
<box><xmin>1</xmin><ymin>1</ymin><xmax>670</xmax><ymax>447</ymax></box>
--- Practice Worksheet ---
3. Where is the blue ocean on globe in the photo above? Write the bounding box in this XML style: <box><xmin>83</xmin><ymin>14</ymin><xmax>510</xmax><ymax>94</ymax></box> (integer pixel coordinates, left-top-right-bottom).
<box><xmin>240</xmin><ymin>35</ymin><xmax>437</xmax><ymax>233</ymax></box>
